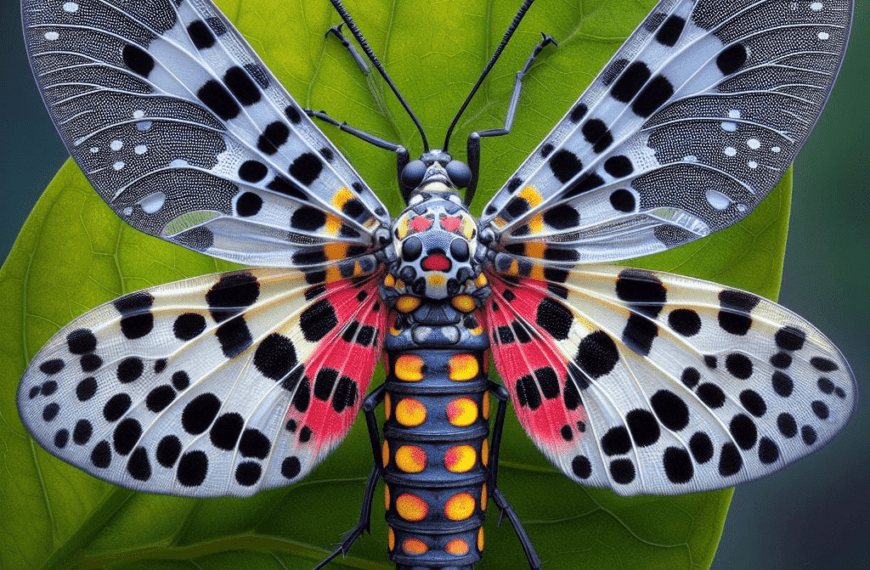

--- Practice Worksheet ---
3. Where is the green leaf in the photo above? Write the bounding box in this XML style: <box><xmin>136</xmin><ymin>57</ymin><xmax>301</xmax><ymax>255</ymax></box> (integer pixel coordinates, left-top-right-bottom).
<box><xmin>0</xmin><ymin>0</ymin><xmax>794</xmax><ymax>568</ymax></box>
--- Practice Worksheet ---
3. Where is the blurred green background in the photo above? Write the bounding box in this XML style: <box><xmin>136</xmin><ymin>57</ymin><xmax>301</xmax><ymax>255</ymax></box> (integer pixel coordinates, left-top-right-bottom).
<box><xmin>2</xmin><ymin>1</ymin><xmax>866</xmax><ymax>568</ymax></box>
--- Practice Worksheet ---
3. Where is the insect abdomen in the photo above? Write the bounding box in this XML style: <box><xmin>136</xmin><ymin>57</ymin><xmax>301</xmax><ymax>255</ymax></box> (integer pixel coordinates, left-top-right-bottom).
<box><xmin>383</xmin><ymin>306</ymin><xmax>490</xmax><ymax>569</ymax></box>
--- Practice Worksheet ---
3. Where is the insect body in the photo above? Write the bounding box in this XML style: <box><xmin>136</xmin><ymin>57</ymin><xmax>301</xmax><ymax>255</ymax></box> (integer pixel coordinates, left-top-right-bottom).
<box><xmin>16</xmin><ymin>0</ymin><xmax>857</xmax><ymax>568</ymax></box>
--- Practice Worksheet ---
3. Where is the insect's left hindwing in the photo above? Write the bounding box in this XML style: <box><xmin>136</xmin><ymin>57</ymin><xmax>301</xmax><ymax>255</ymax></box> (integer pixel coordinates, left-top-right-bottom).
<box><xmin>18</xmin><ymin>0</ymin><xmax>390</xmax><ymax>496</ymax></box>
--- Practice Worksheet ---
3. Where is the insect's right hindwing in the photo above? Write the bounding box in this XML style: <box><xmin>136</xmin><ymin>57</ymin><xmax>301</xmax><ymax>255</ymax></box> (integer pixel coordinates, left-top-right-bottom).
<box><xmin>23</xmin><ymin>0</ymin><xmax>390</xmax><ymax>268</ymax></box>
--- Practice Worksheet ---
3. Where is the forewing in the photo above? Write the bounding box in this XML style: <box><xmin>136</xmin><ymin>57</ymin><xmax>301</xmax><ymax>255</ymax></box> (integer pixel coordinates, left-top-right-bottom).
<box><xmin>22</xmin><ymin>0</ymin><xmax>390</xmax><ymax>267</ymax></box>
<box><xmin>18</xmin><ymin>268</ymin><xmax>385</xmax><ymax>497</ymax></box>
<box><xmin>481</xmin><ymin>0</ymin><xmax>851</xmax><ymax>264</ymax></box>
<box><xmin>485</xmin><ymin>266</ymin><xmax>856</xmax><ymax>495</ymax></box>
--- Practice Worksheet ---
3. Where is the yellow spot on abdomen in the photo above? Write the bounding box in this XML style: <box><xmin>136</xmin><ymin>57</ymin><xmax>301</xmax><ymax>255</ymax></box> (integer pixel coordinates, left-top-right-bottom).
<box><xmin>403</xmin><ymin>538</ymin><xmax>428</xmax><ymax>555</ymax></box>
<box><xmin>446</xmin><ymin>397</ymin><xmax>478</xmax><ymax>427</ymax></box>
<box><xmin>444</xmin><ymin>445</ymin><xmax>477</xmax><ymax>473</ymax></box>
<box><xmin>428</xmin><ymin>274</ymin><xmax>445</xmax><ymax>287</ymax></box>
<box><xmin>388</xmin><ymin>527</ymin><xmax>395</xmax><ymax>551</ymax></box>
<box><xmin>446</xmin><ymin>539</ymin><xmax>470</xmax><ymax>556</ymax></box>
<box><xmin>382</xmin><ymin>440</ymin><xmax>390</xmax><ymax>467</ymax></box>
<box><xmin>395</xmin><ymin>445</ymin><xmax>427</xmax><ymax>473</ymax></box>
<box><xmin>385</xmin><ymin>393</ymin><xmax>392</xmax><ymax>420</ymax></box>
<box><xmin>395</xmin><ymin>295</ymin><xmax>421</xmax><ymax>313</ymax></box>
<box><xmin>482</xmin><ymin>391</ymin><xmax>490</xmax><ymax>419</ymax></box>
<box><xmin>395</xmin><ymin>355</ymin><xmax>425</xmax><ymax>381</ymax></box>
<box><xmin>444</xmin><ymin>492</ymin><xmax>475</xmax><ymax>521</ymax></box>
<box><xmin>395</xmin><ymin>398</ymin><xmax>427</xmax><ymax>427</ymax></box>
<box><xmin>385</xmin><ymin>483</ymin><xmax>390</xmax><ymax>510</ymax></box>
<box><xmin>481</xmin><ymin>483</ymin><xmax>488</xmax><ymax>511</ymax></box>
<box><xmin>478</xmin><ymin>527</ymin><xmax>485</xmax><ymax>551</ymax></box>
<box><xmin>396</xmin><ymin>493</ymin><xmax>429</xmax><ymax>521</ymax></box>
<box><xmin>474</xmin><ymin>273</ymin><xmax>488</xmax><ymax>288</ymax></box>
<box><xmin>384</xmin><ymin>274</ymin><xmax>396</xmax><ymax>288</ymax></box>
<box><xmin>448</xmin><ymin>354</ymin><xmax>479</xmax><ymax>381</ymax></box>
<box><xmin>481</xmin><ymin>438</ymin><xmax>489</xmax><ymax>467</ymax></box>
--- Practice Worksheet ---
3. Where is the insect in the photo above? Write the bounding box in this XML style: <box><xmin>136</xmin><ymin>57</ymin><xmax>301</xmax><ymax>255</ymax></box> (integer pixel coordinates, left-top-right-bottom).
<box><xmin>15</xmin><ymin>0</ymin><xmax>857</xmax><ymax>568</ymax></box>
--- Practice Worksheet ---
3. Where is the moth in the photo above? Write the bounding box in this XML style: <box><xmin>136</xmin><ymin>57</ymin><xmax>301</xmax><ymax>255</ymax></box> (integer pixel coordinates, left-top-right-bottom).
<box><xmin>16</xmin><ymin>0</ymin><xmax>857</xmax><ymax>568</ymax></box>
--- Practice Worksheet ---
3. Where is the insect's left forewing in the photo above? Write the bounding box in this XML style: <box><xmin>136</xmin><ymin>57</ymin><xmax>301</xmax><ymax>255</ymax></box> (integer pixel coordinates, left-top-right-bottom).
<box><xmin>18</xmin><ymin>268</ymin><xmax>385</xmax><ymax>497</ymax></box>
<box><xmin>481</xmin><ymin>0</ymin><xmax>852</xmax><ymax>264</ymax></box>
<box><xmin>23</xmin><ymin>0</ymin><xmax>390</xmax><ymax>268</ymax></box>
<box><xmin>485</xmin><ymin>266</ymin><xmax>856</xmax><ymax>495</ymax></box>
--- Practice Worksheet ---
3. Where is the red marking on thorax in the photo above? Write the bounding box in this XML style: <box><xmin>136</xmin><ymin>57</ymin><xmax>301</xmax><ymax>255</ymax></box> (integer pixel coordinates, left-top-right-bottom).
<box><xmin>440</xmin><ymin>216</ymin><xmax>461</xmax><ymax>232</ymax></box>
<box><xmin>422</xmin><ymin>254</ymin><xmax>451</xmax><ymax>271</ymax></box>
<box><xmin>411</xmin><ymin>216</ymin><xmax>433</xmax><ymax>232</ymax></box>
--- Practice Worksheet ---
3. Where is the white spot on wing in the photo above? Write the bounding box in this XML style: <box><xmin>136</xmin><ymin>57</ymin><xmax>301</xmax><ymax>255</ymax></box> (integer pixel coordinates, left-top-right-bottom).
<box><xmin>706</xmin><ymin>189</ymin><xmax>732</xmax><ymax>210</ymax></box>
<box><xmin>818</xmin><ymin>32</ymin><xmax>830</xmax><ymax>40</ymax></box>
<box><xmin>721</xmin><ymin>121</ymin><xmax>737</xmax><ymax>132</ymax></box>
<box><xmin>811</xmin><ymin>2</ymin><xmax>823</xmax><ymax>11</ymax></box>
<box><xmin>134</xmin><ymin>145</ymin><xmax>148</xmax><ymax>155</ymax></box>
<box><xmin>137</xmin><ymin>121</ymin><xmax>152</xmax><ymax>131</ymax></box>
<box><xmin>110</xmin><ymin>140</ymin><xmax>123</xmax><ymax>151</ymax></box>
<box><xmin>140</xmin><ymin>192</ymin><xmax>166</xmax><ymax>214</ymax></box>
<box><xmin>63</xmin><ymin>2</ymin><xmax>79</xmax><ymax>12</ymax></box>
<box><xmin>113</xmin><ymin>161</ymin><xmax>125</xmax><ymax>170</ymax></box>
<box><xmin>45</xmin><ymin>31</ymin><xmax>59</xmax><ymax>41</ymax></box>
<box><xmin>170</xmin><ymin>159</ymin><xmax>188</xmax><ymax>167</ymax></box>
<box><xmin>748</xmin><ymin>161</ymin><xmax>758</xmax><ymax>169</ymax></box>
<box><xmin>133</xmin><ymin>110</ymin><xmax>145</xmax><ymax>119</ymax></box>
<box><xmin>747</xmin><ymin>138</ymin><xmax>761</xmax><ymax>150</ymax></box>
<box><xmin>724</xmin><ymin>147</ymin><xmax>737</xmax><ymax>157</ymax></box>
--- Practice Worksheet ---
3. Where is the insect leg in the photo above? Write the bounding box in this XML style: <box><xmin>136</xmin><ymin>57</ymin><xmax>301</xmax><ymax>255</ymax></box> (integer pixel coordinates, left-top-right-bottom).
<box><xmin>312</xmin><ymin>385</ymin><xmax>387</xmax><ymax>570</ymax></box>
<box><xmin>464</xmin><ymin>33</ymin><xmax>557</xmax><ymax>205</ymax></box>
<box><xmin>325</xmin><ymin>24</ymin><xmax>370</xmax><ymax>74</ymax></box>
<box><xmin>304</xmin><ymin>109</ymin><xmax>411</xmax><ymax>184</ymax></box>
<box><xmin>486</xmin><ymin>380</ymin><xmax>542</xmax><ymax>570</ymax></box>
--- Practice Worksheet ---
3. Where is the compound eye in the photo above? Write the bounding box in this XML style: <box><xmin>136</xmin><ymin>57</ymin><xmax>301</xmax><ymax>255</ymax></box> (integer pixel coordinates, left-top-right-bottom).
<box><xmin>401</xmin><ymin>160</ymin><xmax>427</xmax><ymax>189</ymax></box>
<box><xmin>446</xmin><ymin>160</ymin><xmax>472</xmax><ymax>188</ymax></box>
<box><xmin>402</xmin><ymin>236</ymin><xmax>423</xmax><ymax>261</ymax></box>
<box><xmin>450</xmin><ymin>237</ymin><xmax>470</xmax><ymax>262</ymax></box>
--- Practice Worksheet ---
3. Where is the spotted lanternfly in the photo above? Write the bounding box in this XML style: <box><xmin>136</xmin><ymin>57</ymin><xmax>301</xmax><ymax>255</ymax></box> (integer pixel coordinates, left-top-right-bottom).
<box><xmin>16</xmin><ymin>0</ymin><xmax>857</xmax><ymax>568</ymax></box>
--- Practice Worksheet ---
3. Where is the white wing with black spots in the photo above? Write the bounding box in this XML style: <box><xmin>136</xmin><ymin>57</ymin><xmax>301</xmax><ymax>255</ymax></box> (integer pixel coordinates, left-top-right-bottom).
<box><xmin>492</xmin><ymin>266</ymin><xmax>856</xmax><ymax>495</ymax></box>
<box><xmin>23</xmin><ymin>0</ymin><xmax>390</xmax><ymax>268</ymax></box>
<box><xmin>17</xmin><ymin>268</ymin><xmax>383</xmax><ymax>497</ymax></box>
<box><xmin>481</xmin><ymin>0</ymin><xmax>851</xmax><ymax>265</ymax></box>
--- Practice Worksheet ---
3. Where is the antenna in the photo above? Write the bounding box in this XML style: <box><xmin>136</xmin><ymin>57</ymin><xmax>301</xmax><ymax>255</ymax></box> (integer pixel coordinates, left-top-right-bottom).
<box><xmin>328</xmin><ymin>0</ymin><xmax>430</xmax><ymax>151</ymax></box>
<box><xmin>443</xmin><ymin>0</ymin><xmax>537</xmax><ymax>152</ymax></box>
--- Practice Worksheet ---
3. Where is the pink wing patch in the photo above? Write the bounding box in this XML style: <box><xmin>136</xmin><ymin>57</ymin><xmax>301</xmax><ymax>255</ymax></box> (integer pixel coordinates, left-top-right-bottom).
<box><xmin>485</xmin><ymin>274</ymin><xmax>588</xmax><ymax>453</ymax></box>
<box><xmin>285</xmin><ymin>274</ymin><xmax>385</xmax><ymax>456</ymax></box>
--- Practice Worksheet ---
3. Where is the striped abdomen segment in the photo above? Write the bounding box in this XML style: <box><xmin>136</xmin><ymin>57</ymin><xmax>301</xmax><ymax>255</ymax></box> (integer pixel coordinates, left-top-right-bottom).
<box><xmin>383</xmin><ymin>348</ymin><xmax>490</xmax><ymax>569</ymax></box>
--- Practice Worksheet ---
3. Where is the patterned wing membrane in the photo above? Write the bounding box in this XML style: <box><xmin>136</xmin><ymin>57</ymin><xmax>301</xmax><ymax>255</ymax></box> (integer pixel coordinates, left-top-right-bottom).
<box><xmin>485</xmin><ymin>267</ymin><xmax>856</xmax><ymax>495</ymax></box>
<box><xmin>18</xmin><ymin>269</ymin><xmax>385</xmax><ymax>497</ymax></box>
<box><xmin>23</xmin><ymin>0</ymin><xmax>390</xmax><ymax>268</ymax></box>
<box><xmin>481</xmin><ymin>0</ymin><xmax>851</xmax><ymax>264</ymax></box>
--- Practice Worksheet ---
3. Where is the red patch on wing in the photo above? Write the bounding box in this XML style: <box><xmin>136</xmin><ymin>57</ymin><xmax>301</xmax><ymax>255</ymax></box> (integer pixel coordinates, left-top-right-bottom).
<box><xmin>485</xmin><ymin>274</ymin><xmax>588</xmax><ymax>452</ymax></box>
<box><xmin>286</xmin><ymin>274</ymin><xmax>385</xmax><ymax>453</ymax></box>
<box><xmin>411</xmin><ymin>216</ymin><xmax>433</xmax><ymax>232</ymax></box>
<box><xmin>421</xmin><ymin>254</ymin><xmax>451</xmax><ymax>271</ymax></box>
<box><xmin>440</xmin><ymin>216</ymin><xmax>461</xmax><ymax>232</ymax></box>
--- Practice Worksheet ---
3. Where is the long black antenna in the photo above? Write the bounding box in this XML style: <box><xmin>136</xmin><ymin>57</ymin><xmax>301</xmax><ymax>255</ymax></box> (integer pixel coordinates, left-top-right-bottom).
<box><xmin>443</xmin><ymin>0</ymin><xmax>537</xmax><ymax>152</ymax></box>
<box><xmin>328</xmin><ymin>0</ymin><xmax>429</xmax><ymax>151</ymax></box>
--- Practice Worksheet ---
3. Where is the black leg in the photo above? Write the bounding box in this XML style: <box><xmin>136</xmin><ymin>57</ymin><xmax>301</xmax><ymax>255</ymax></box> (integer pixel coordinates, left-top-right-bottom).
<box><xmin>486</xmin><ymin>380</ymin><xmax>542</xmax><ymax>570</ymax></box>
<box><xmin>312</xmin><ymin>386</ymin><xmax>386</xmax><ymax>570</ymax></box>
<box><xmin>325</xmin><ymin>24</ymin><xmax>370</xmax><ymax>74</ymax></box>
<box><xmin>304</xmin><ymin>108</ymin><xmax>411</xmax><ymax>188</ymax></box>
<box><xmin>465</xmin><ymin>33</ymin><xmax>557</xmax><ymax>205</ymax></box>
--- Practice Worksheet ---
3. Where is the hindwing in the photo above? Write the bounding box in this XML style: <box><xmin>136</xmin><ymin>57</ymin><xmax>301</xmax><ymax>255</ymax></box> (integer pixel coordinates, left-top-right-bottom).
<box><xmin>485</xmin><ymin>267</ymin><xmax>856</xmax><ymax>495</ymax></box>
<box><xmin>18</xmin><ymin>268</ymin><xmax>385</xmax><ymax>497</ymax></box>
